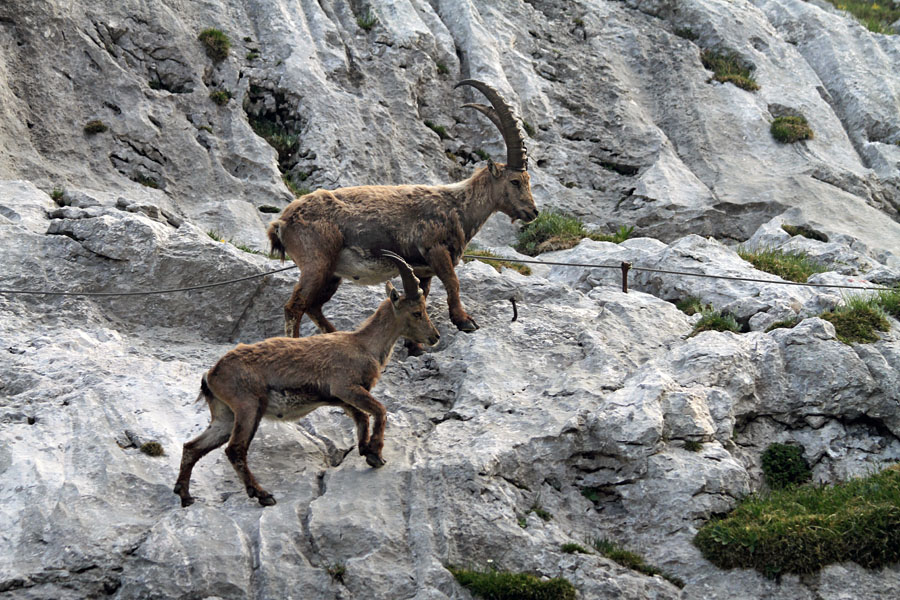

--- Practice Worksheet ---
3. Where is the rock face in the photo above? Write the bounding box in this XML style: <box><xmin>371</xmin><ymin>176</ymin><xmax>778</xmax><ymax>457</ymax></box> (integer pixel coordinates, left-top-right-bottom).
<box><xmin>1</xmin><ymin>1</ymin><xmax>899</xmax><ymax>599</ymax></box>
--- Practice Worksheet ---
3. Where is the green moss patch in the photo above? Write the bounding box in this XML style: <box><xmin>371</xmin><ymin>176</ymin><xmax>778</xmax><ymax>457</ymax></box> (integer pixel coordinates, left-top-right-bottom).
<box><xmin>738</xmin><ymin>246</ymin><xmax>827</xmax><ymax>283</ymax></box>
<box><xmin>700</xmin><ymin>49</ymin><xmax>759</xmax><ymax>91</ymax></box>
<box><xmin>694</xmin><ymin>464</ymin><xmax>900</xmax><ymax>579</ymax></box>
<box><xmin>594</xmin><ymin>539</ymin><xmax>685</xmax><ymax>588</ymax></box>
<box><xmin>771</xmin><ymin>115</ymin><xmax>814</xmax><ymax>144</ymax></box>
<box><xmin>761</xmin><ymin>443</ymin><xmax>811</xmax><ymax>489</ymax></box>
<box><xmin>449</xmin><ymin>568</ymin><xmax>576</xmax><ymax>600</ymax></box>
<box><xmin>140</xmin><ymin>441</ymin><xmax>165</xmax><ymax>456</ymax></box>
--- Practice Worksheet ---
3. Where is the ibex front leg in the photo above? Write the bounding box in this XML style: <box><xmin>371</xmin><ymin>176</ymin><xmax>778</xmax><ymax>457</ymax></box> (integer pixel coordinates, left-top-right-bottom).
<box><xmin>338</xmin><ymin>385</ymin><xmax>387</xmax><ymax>468</ymax></box>
<box><xmin>427</xmin><ymin>247</ymin><xmax>479</xmax><ymax>332</ymax></box>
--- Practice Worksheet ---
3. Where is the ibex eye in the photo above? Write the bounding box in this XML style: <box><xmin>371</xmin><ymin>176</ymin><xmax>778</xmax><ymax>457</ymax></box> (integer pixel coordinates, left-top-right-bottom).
<box><xmin>511</xmin><ymin>180</ymin><xmax>521</xmax><ymax>187</ymax></box>
<box><xmin>413</xmin><ymin>312</ymin><xmax>423</xmax><ymax>318</ymax></box>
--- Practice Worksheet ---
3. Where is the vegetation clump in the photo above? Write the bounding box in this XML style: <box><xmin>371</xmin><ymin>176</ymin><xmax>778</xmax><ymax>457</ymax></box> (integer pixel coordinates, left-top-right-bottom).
<box><xmin>561</xmin><ymin>543</ymin><xmax>591</xmax><ymax>554</ymax></box>
<box><xmin>198</xmin><ymin>28</ymin><xmax>231</xmax><ymax>61</ymax></box>
<box><xmin>594</xmin><ymin>539</ymin><xmax>685</xmax><ymax>588</ymax></box>
<box><xmin>689</xmin><ymin>309</ymin><xmax>741</xmax><ymax>337</ymax></box>
<box><xmin>50</xmin><ymin>188</ymin><xmax>65</xmax><ymax>203</ymax></box>
<box><xmin>515</xmin><ymin>212</ymin><xmax>632</xmax><ymax>255</ymax></box>
<box><xmin>781</xmin><ymin>224</ymin><xmax>828</xmax><ymax>242</ymax></box>
<box><xmin>675</xmin><ymin>296</ymin><xmax>708</xmax><ymax>316</ymax></box>
<box><xmin>463</xmin><ymin>248</ymin><xmax>531</xmax><ymax>276</ymax></box>
<box><xmin>132</xmin><ymin>174</ymin><xmax>160</xmax><ymax>189</ymax></box>
<box><xmin>424</xmin><ymin>120</ymin><xmax>450</xmax><ymax>140</ymax></box>
<box><xmin>282</xmin><ymin>175</ymin><xmax>310</xmax><ymax>198</ymax></box>
<box><xmin>83</xmin><ymin>119</ymin><xmax>108</xmax><ymax>134</ymax></box>
<box><xmin>250</xmin><ymin>116</ymin><xmax>299</xmax><ymax>166</ymax></box>
<box><xmin>327</xmin><ymin>563</ymin><xmax>346</xmax><ymax>583</ymax></box>
<box><xmin>209</xmin><ymin>89</ymin><xmax>232</xmax><ymax>106</ymax></box>
<box><xmin>820</xmin><ymin>295</ymin><xmax>890</xmax><ymax>344</ymax></box>
<box><xmin>528</xmin><ymin>502</ymin><xmax>552</xmax><ymax>522</ymax></box>
<box><xmin>737</xmin><ymin>246</ymin><xmax>827</xmax><ymax>283</ymax></box>
<box><xmin>765</xmin><ymin>317</ymin><xmax>801</xmax><ymax>332</ymax></box>
<box><xmin>876</xmin><ymin>286</ymin><xmax>900</xmax><ymax>319</ymax></box>
<box><xmin>761</xmin><ymin>443</ymin><xmax>811</xmax><ymax>489</ymax></box>
<box><xmin>684</xmin><ymin>440</ymin><xmax>703</xmax><ymax>452</ymax></box>
<box><xmin>449</xmin><ymin>567</ymin><xmax>576</xmax><ymax>600</ymax></box>
<box><xmin>694</xmin><ymin>464</ymin><xmax>900</xmax><ymax>579</ymax></box>
<box><xmin>140</xmin><ymin>441</ymin><xmax>165</xmax><ymax>456</ymax></box>
<box><xmin>357</xmin><ymin>10</ymin><xmax>378</xmax><ymax>31</ymax></box>
<box><xmin>771</xmin><ymin>115</ymin><xmax>814</xmax><ymax>144</ymax></box>
<box><xmin>258</xmin><ymin>205</ymin><xmax>282</xmax><ymax>214</ymax></box>
<box><xmin>700</xmin><ymin>49</ymin><xmax>759</xmax><ymax>91</ymax></box>
<box><xmin>821</xmin><ymin>1</ymin><xmax>900</xmax><ymax>34</ymax></box>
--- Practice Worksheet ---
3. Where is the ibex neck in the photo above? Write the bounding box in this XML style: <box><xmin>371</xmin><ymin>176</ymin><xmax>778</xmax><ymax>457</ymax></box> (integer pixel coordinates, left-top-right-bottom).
<box><xmin>353</xmin><ymin>299</ymin><xmax>404</xmax><ymax>367</ymax></box>
<box><xmin>453</xmin><ymin>167</ymin><xmax>500</xmax><ymax>241</ymax></box>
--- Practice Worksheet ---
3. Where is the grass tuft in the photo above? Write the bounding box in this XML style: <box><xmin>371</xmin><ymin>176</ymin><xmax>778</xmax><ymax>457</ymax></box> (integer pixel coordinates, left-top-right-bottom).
<box><xmin>515</xmin><ymin>212</ymin><xmax>632</xmax><ymax>256</ymax></box>
<box><xmin>738</xmin><ymin>246</ymin><xmax>827</xmax><ymax>283</ymax></box>
<box><xmin>771</xmin><ymin>115</ymin><xmax>814</xmax><ymax>144</ymax></box>
<box><xmin>820</xmin><ymin>1</ymin><xmax>900</xmax><ymax>34</ymax></box>
<box><xmin>761</xmin><ymin>443</ymin><xmax>811</xmax><ymax>489</ymax></box>
<box><xmin>282</xmin><ymin>175</ymin><xmax>310</xmax><ymax>198</ymax></box>
<box><xmin>449</xmin><ymin>567</ymin><xmax>576</xmax><ymax>600</ymax></box>
<box><xmin>561</xmin><ymin>543</ymin><xmax>590</xmax><ymax>554</ymax></box>
<box><xmin>327</xmin><ymin>563</ymin><xmax>346</xmax><ymax>584</ymax></box>
<box><xmin>424</xmin><ymin>120</ymin><xmax>450</xmax><ymax>140</ymax></box>
<box><xmin>50</xmin><ymin>188</ymin><xmax>65</xmax><ymax>204</ymax></box>
<box><xmin>694</xmin><ymin>464</ymin><xmax>900</xmax><ymax>579</ymax></box>
<box><xmin>522</xmin><ymin>120</ymin><xmax>536</xmax><ymax>137</ymax></box>
<box><xmin>436</xmin><ymin>62</ymin><xmax>449</xmax><ymax>75</ymax></box>
<box><xmin>700</xmin><ymin>49</ymin><xmax>759</xmax><ymax>91</ymax></box>
<box><xmin>874</xmin><ymin>286</ymin><xmax>900</xmax><ymax>320</ymax></box>
<box><xmin>529</xmin><ymin>503</ymin><xmax>552</xmax><ymax>522</ymax></box>
<box><xmin>140</xmin><ymin>441</ymin><xmax>165</xmax><ymax>456</ymax></box>
<box><xmin>684</xmin><ymin>440</ymin><xmax>703</xmax><ymax>452</ymax></box>
<box><xmin>83</xmin><ymin>119</ymin><xmax>108</xmax><ymax>134</ymax></box>
<box><xmin>198</xmin><ymin>28</ymin><xmax>231</xmax><ymax>61</ymax></box>
<box><xmin>689</xmin><ymin>309</ymin><xmax>741</xmax><ymax>337</ymax></box>
<box><xmin>250</xmin><ymin>116</ymin><xmax>299</xmax><ymax>166</ymax></box>
<box><xmin>357</xmin><ymin>10</ymin><xmax>378</xmax><ymax>32</ymax></box>
<box><xmin>820</xmin><ymin>295</ymin><xmax>890</xmax><ymax>344</ymax></box>
<box><xmin>209</xmin><ymin>89</ymin><xmax>232</xmax><ymax>106</ymax></box>
<box><xmin>463</xmin><ymin>248</ymin><xmax>531</xmax><ymax>276</ymax></box>
<box><xmin>765</xmin><ymin>317</ymin><xmax>801</xmax><ymax>332</ymax></box>
<box><xmin>594</xmin><ymin>539</ymin><xmax>685</xmax><ymax>588</ymax></box>
<box><xmin>675</xmin><ymin>297</ymin><xmax>708</xmax><ymax>316</ymax></box>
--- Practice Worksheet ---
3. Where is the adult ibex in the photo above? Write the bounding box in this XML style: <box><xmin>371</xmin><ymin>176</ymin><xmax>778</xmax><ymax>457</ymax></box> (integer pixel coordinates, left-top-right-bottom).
<box><xmin>267</xmin><ymin>79</ymin><xmax>538</xmax><ymax>352</ymax></box>
<box><xmin>173</xmin><ymin>252</ymin><xmax>439</xmax><ymax>507</ymax></box>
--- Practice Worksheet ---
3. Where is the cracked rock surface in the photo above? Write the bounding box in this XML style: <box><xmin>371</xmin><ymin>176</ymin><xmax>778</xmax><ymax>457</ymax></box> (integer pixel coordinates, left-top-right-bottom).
<box><xmin>2</xmin><ymin>0</ymin><xmax>900</xmax><ymax>598</ymax></box>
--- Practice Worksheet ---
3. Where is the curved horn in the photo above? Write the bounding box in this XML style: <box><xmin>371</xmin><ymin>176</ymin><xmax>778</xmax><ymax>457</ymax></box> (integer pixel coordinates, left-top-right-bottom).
<box><xmin>455</xmin><ymin>79</ymin><xmax>527</xmax><ymax>171</ymax></box>
<box><xmin>380</xmin><ymin>250</ymin><xmax>421</xmax><ymax>299</ymax></box>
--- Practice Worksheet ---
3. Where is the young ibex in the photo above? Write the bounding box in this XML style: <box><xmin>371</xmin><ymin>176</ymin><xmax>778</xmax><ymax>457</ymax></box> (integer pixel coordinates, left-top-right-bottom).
<box><xmin>173</xmin><ymin>252</ymin><xmax>439</xmax><ymax>507</ymax></box>
<box><xmin>268</xmin><ymin>79</ymin><xmax>538</xmax><ymax>352</ymax></box>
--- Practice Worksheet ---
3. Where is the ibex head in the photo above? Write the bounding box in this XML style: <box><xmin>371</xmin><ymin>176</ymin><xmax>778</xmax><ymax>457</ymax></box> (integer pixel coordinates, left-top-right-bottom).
<box><xmin>381</xmin><ymin>251</ymin><xmax>441</xmax><ymax>346</ymax></box>
<box><xmin>456</xmin><ymin>79</ymin><xmax>539</xmax><ymax>224</ymax></box>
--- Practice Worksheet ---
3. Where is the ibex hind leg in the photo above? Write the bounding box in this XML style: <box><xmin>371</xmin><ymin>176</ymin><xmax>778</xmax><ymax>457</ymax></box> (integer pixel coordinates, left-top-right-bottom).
<box><xmin>284</xmin><ymin>265</ymin><xmax>338</xmax><ymax>337</ymax></box>
<box><xmin>174</xmin><ymin>394</ymin><xmax>234</xmax><ymax>507</ymax></box>
<box><xmin>223</xmin><ymin>399</ymin><xmax>276</xmax><ymax>506</ymax></box>
<box><xmin>306</xmin><ymin>276</ymin><xmax>342</xmax><ymax>333</ymax></box>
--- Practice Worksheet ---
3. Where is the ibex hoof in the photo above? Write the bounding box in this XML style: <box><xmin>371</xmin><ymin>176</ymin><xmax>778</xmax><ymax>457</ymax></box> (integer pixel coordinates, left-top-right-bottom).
<box><xmin>456</xmin><ymin>318</ymin><xmax>479</xmax><ymax>333</ymax></box>
<box><xmin>173</xmin><ymin>484</ymin><xmax>194</xmax><ymax>507</ymax></box>
<box><xmin>365</xmin><ymin>453</ymin><xmax>386</xmax><ymax>468</ymax></box>
<box><xmin>258</xmin><ymin>494</ymin><xmax>277</xmax><ymax>506</ymax></box>
<box><xmin>180</xmin><ymin>496</ymin><xmax>195</xmax><ymax>507</ymax></box>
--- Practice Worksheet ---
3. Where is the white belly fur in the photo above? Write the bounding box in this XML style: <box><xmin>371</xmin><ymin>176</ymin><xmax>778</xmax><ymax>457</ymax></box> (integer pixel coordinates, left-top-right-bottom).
<box><xmin>335</xmin><ymin>248</ymin><xmax>397</xmax><ymax>285</ymax></box>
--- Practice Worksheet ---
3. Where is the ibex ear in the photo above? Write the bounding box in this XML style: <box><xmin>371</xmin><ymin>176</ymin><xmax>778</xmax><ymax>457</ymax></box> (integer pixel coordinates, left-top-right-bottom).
<box><xmin>386</xmin><ymin>282</ymin><xmax>401</xmax><ymax>305</ymax></box>
<box><xmin>488</xmin><ymin>158</ymin><xmax>501</xmax><ymax>178</ymax></box>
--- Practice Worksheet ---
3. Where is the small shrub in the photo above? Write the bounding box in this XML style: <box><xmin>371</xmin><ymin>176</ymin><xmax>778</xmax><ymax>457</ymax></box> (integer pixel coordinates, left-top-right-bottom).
<box><xmin>694</xmin><ymin>464</ymin><xmax>900</xmax><ymax>578</ymax></box>
<box><xmin>700</xmin><ymin>49</ymin><xmax>759</xmax><ymax>91</ymax></box>
<box><xmin>209</xmin><ymin>90</ymin><xmax>232</xmax><ymax>106</ymax></box>
<box><xmin>357</xmin><ymin>10</ymin><xmax>378</xmax><ymax>31</ymax></box>
<box><xmin>689</xmin><ymin>309</ymin><xmax>740</xmax><ymax>337</ymax></box>
<box><xmin>449</xmin><ymin>568</ymin><xmax>576</xmax><ymax>600</ymax></box>
<box><xmin>529</xmin><ymin>503</ymin><xmax>552</xmax><ymax>521</ymax></box>
<box><xmin>50</xmin><ymin>188</ymin><xmax>65</xmax><ymax>203</ymax></box>
<box><xmin>517</xmin><ymin>516</ymin><xmax>527</xmax><ymax>529</ymax></box>
<box><xmin>83</xmin><ymin>119</ymin><xmax>108</xmax><ymax>134</ymax></box>
<box><xmin>561</xmin><ymin>543</ymin><xmax>590</xmax><ymax>554</ymax></box>
<box><xmin>424</xmin><ymin>120</ymin><xmax>449</xmax><ymax>140</ymax></box>
<box><xmin>594</xmin><ymin>539</ymin><xmax>685</xmax><ymax>588</ymax></box>
<box><xmin>258</xmin><ymin>205</ymin><xmax>282</xmax><ymax>214</ymax></box>
<box><xmin>781</xmin><ymin>224</ymin><xmax>828</xmax><ymax>242</ymax></box>
<box><xmin>761</xmin><ymin>443</ymin><xmax>811</xmax><ymax>489</ymax></box>
<box><xmin>327</xmin><ymin>563</ymin><xmax>346</xmax><ymax>584</ymax></box>
<box><xmin>436</xmin><ymin>62</ymin><xmax>449</xmax><ymax>75</ymax></box>
<box><xmin>738</xmin><ymin>246</ymin><xmax>827</xmax><ymax>283</ymax></box>
<box><xmin>771</xmin><ymin>115</ymin><xmax>814</xmax><ymax>144</ymax></box>
<box><xmin>475</xmin><ymin>148</ymin><xmax>490</xmax><ymax>161</ymax></box>
<box><xmin>463</xmin><ymin>248</ymin><xmax>531</xmax><ymax>276</ymax></box>
<box><xmin>140</xmin><ymin>441</ymin><xmax>165</xmax><ymax>456</ymax></box>
<box><xmin>198</xmin><ymin>28</ymin><xmax>231</xmax><ymax>61</ymax></box>
<box><xmin>684</xmin><ymin>440</ymin><xmax>703</xmax><ymax>452</ymax></box>
<box><xmin>581</xmin><ymin>487</ymin><xmax>601</xmax><ymax>504</ymax></box>
<box><xmin>765</xmin><ymin>317</ymin><xmax>801</xmax><ymax>332</ymax></box>
<box><xmin>820</xmin><ymin>296</ymin><xmax>890</xmax><ymax>344</ymax></box>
